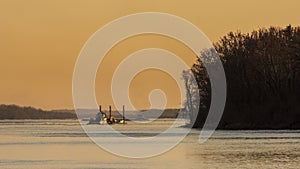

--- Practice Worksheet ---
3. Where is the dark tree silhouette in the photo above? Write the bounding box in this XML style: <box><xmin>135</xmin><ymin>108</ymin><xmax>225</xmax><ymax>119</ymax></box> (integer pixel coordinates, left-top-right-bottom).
<box><xmin>186</xmin><ymin>25</ymin><xmax>300</xmax><ymax>129</ymax></box>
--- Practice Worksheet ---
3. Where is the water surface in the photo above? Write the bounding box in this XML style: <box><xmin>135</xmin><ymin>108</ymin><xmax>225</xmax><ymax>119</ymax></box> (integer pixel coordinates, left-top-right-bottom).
<box><xmin>0</xmin><ymin>119</ymin><xmax>300</xmax><ymax>168</ymax></box>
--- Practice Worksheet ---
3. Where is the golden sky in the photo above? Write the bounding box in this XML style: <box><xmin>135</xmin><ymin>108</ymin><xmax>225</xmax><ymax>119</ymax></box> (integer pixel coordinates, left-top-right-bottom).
<box><xmin>0</xmin><ymin>0</ymin><xmax>299</xmax><ymax>110</ymax></box>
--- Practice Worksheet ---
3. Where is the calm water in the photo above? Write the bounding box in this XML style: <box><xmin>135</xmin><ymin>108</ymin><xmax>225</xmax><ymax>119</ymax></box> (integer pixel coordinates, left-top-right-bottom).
<box><xmin>0</xmin><ymin>119</ymin><xmax>300</xmax><ymax>169</ymax></box>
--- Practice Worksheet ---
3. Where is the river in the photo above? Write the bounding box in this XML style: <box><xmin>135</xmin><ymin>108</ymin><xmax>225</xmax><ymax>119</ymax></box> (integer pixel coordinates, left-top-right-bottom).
<box><xmin>0</xmin><ymin>119</ymin><xmax>299</xmax><ymax>169</ymax></box>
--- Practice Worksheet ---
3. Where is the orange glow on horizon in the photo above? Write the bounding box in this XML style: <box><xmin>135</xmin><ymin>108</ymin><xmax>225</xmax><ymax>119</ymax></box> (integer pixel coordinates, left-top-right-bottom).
<box><xmin>0</xmin><ymin>0</ymin><xmax>299</xmax><ymax>109</ymax></box>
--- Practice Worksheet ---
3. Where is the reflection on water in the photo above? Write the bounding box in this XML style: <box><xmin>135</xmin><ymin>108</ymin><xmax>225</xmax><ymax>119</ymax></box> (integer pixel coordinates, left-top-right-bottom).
<box><xmin>0</xmin><ymin>120</ymin><xmax>300</xmax><ymax>168</ymax></box>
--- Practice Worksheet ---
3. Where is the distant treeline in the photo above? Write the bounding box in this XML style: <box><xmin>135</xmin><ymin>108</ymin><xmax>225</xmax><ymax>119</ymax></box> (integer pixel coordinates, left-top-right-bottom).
<box><xmin>0</xmin><ymin>104</ymin><xmax>76</xmax><ymax>119</ymax></box>
<box><xmin>185</xmin><ymin>25</ymin><xmax>300</xmax><ymax>129</ymax></box>
<box><xmin>0</xmin><ymin>104</ymin><xmax>179</xmax><ymax>120</ymax></box>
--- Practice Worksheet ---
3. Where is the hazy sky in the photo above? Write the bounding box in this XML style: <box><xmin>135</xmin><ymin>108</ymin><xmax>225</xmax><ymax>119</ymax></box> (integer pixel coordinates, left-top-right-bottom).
<box><xmin>0</xmin><ymin>0</ymin><xmax>299</xmax><ymax>110</ymax></box>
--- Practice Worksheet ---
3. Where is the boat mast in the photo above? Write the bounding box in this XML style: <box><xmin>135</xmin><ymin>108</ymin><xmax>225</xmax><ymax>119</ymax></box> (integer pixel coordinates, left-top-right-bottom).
<box><xmin>109</xmin><ymin>105</ymin><xmax>111</xmax><ymax>120</ymax></box>
<box><xmin>122</xmin><ymin>105</ymin><xmax>125</xmax><ymax>124</ymax></box>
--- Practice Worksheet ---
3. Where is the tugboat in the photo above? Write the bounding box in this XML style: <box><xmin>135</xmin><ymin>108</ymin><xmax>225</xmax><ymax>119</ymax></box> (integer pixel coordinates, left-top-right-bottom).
<box><xmin>88</xmin><ymin>105</ymin><xmax>107</xmax><ymax>125</ymax></box>
<box><xmin>88</xmin><ymin>105</ymin><xmax>126</xmax><ymax>125</ymax></box>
